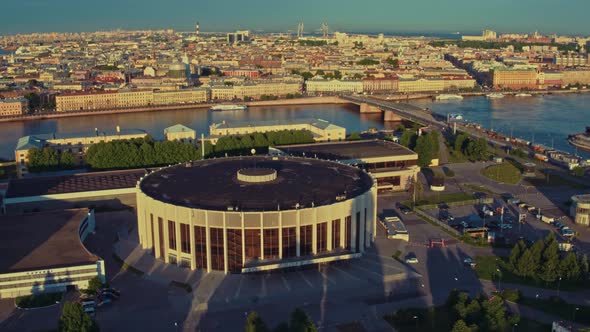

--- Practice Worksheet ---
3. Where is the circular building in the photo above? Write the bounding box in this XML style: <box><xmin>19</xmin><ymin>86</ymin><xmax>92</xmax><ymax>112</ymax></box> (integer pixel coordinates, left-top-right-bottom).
<box><xmin>136</xmin><ymin>156</ymin><xmax>377</xmax><ymax>273</ymax></box>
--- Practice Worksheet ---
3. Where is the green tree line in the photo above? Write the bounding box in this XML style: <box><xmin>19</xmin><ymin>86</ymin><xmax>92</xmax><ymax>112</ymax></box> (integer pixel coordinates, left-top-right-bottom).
<box><xmin>399</xmin><ymin>129</ymin><xmax>440</xmax><ymax>167</ymax></box>
<box><xmin>27</xmin><ymin>147</ymin><xmax>77</xmax><ymax>172</ymax></box>
<box><xmin>508</xmin><ymin>232</ymin><xmax>589</xmax><ymax>283</ymax></box>
<box><xmin>451</xmin><ymin>132</ymin><xmax>489</xmax><ymax>161</ymax></box>
<box><xmin>387</xmin><ymin>290</ymin><xmax>520</xmax><ymax>332</ymax></box>
<box><xmin>245</xmin><ymin>308</ymin><xmax>317</xmax><ymax>332</ymax></box>
<box><xmin>82</xmin><ymin>130</ymin><xmax>314</xmax><ymax>169</ymax></box>
<box><xmin>429</xmin><ymin>40</ymin><xmax>577</xmax><ymax>52</ymax></box>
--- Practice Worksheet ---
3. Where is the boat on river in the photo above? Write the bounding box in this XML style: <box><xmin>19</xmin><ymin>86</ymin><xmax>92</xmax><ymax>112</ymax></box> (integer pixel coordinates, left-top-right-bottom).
<box><xmin>210</xmin><ymin>104</ymin><xmax>248</xmax><ymax>112</ymax></box>
<box><xmin>435</xmin><ymin>94</ymin><xmax>464</xmax><ymax>101</ymax></box>
<box><xmin>515</xmin><ymin>93</ymin><xmax>533</xmax><ymax>97</ymax></box>
<box><xmin>486</xmin><ymin>93</ymin><xmax>505</xmax><ymax>99</ymax></box>
<box><xmin>568</xmin><ymin>127</ymin><xmax>590</xmax><ymax>152</ymax></box>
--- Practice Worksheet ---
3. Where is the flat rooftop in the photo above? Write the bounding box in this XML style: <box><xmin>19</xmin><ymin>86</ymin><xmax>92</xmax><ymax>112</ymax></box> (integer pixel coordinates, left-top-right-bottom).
<box><xmin>0</xmin><ymin>209</ymin><xmax>98</xmax><ymax>274</ymax></box>
<box><xmin>140</xmin><ymin>156</ymin><xmax>374</xmax><ymax>211</ymax></box>
<box><xmin>5</xmin><ymin>169</ymin><xmax>146</xmax><ymax>199</ymax></box>
<box><xmin>210</xmin><ymin>118</ymin><xmax>343</xmax><ymax>131</ymax></box>
<box><xmin>276</xmin><ymin>139</ymin><xmax>417</xmax><ymax>160</ymax></box>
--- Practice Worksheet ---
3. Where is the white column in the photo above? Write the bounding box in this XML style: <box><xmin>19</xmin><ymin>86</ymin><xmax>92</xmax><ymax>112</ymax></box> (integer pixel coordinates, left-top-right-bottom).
<box><xmin>136</xmin><ymin>192</ymin><xmax>147</xmax><ymax>249</ymax></box>
<box><xmin>296</xmin><ymin>210</ymin><xmax>301</xmax><ymax>257</ymax></box>
<box><xmin>327</xmin><ymin>219</ymin><xmax>333</xmax><ymax>251</ymax></box>
<box><xmin>175</xmin><ymin>208</ymin><xmax>181</xmax><ymax>265</ymax></box>
<box><xmin>223</xmin><ymin>213</ymin><xmax>228</xmax><ymax>274</ymax></box>
<box><xmin>312</xmin><ymin>211</ymin><xmax>317</xmax><ymax>255</ymax></box>
<box><xmin>154</xmin><ymin>216</ymin><xmax>161</xmax><ymax>259</ymax></box>
<box><xmin>205</xmin><ymin>211</ymin><xmax>211</xmax><ymax>273</ymax></box>
<box><xmin>163</xmin><ymin>213</ymin><xmax>170</xmax><ymax>263</ymax></box>
<box><xmin>189</xmin><ymin>210</ymin><xmax>196</xmax><ymax>270</ymax></box>
<box><xmin>350</xmin><ymin>199</ymin><xmax>359</xmax><ymax>252</ymax></box>
<box><xmin>340</xmin><ymin>217</ymin><xmax>345</xmax><ymax>249</ymax></box>
<box><xmin>278</xmin><ymin>212</ymin><xmax>283</xmax><ymax>259</ymax></box>
<box><xmin>241</xmin><ymin>212</ymin><xmax>246</xmax><ymax>268</ymax></box>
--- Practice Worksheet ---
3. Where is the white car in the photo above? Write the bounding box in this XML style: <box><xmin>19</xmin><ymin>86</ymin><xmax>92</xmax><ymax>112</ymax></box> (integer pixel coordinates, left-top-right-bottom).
<box><xmin>405</xmin><ymin>255</ymin><xmax>419</xmax><ymax>264</ymax></box>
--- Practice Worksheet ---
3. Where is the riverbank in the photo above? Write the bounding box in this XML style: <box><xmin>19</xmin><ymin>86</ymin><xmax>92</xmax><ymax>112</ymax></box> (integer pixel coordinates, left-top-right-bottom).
<box><xmin>0</xmin><ymin>96</ymin><xmax>350</xmax><ymax>123</ymax></box>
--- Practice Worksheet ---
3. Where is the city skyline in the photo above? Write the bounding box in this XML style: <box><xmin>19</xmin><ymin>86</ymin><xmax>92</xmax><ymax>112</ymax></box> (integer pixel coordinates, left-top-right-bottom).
<box><xmin>2</xmin><ymin>0</ymin><xmax>589</xmax><ymax>35</ymax></box>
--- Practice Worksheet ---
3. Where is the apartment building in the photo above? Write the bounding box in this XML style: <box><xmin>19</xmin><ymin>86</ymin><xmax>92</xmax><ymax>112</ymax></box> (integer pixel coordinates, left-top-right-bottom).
<box><xmin>56</xmin><ymin>89</ymin><xmax>210</xmax><ymax>112</ymax></box>
<box><xmin>398</xmin><ymin>78</ymin><xmax>445</xmax><ymax>93</ymax></box>
<box><xmin>0</xmin><ymin>98</ymin><xmax>28</xmax><ymax>116</ymax></box>
<box><xmin>306</xmin><ymin>79</ymin><xmax>363</xmax><ymax>95</ymax></box>
<box><xmin>491</xmin><ymin>68</ymin><xmax>538</xmax><ymax>90</ymax></box>
<box><xmin>210</xmin><ymin>82</ymin><xmax>301</xmax><ymax>100</ymax></box>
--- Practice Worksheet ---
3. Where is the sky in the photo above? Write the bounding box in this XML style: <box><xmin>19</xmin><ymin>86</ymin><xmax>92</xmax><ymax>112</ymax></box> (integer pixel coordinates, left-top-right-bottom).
<box><xmin>1</xmin><ymin>0</ymin><xmax>588</xmax><ymax>36</ymax></box>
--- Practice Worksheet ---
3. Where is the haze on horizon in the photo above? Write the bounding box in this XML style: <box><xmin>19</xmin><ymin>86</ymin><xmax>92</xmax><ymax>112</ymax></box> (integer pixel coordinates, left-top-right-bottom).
<box><xmin>1</xmin><ymin>0</ymin><xmax>588</xmax><ymax>35</ymax></box>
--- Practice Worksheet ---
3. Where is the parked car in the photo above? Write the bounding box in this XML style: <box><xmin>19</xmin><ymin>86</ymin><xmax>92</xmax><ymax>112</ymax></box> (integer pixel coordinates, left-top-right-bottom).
<box><xmin>553</xmin><ymin>221</ymin><xmax>563</xmax><ymax>228</ymax></box>
<box><xmin>397</xmin><ymin>204</ymin><xmax>413</xmax><ymax>215</ymax></box>
<box><xmin>463</xmin><ymin>257</ymin><xmax>477</xmax><ymax>267</ymax></box>
<box><xmin>83</xmin><ymin>304</ymin><xmax>95</xmax><ymax>317</ymax></box>
<box><xmin>405</xmin><ymin>254</ymin><xmax>419</xmax><ymax>264</ymax></box>
<box><xmin>100</xmin><ymin>288</ymin><xmax>121</xmax><ymax>297</ymax></box>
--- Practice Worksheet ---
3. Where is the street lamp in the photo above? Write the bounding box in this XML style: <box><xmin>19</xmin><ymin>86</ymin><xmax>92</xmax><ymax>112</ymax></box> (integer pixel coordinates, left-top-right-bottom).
<box><xmin>512</xmin><ymin>323</ymin><xmax>518</xmax><ymax>332</ymax></box>
<box><xmin>174</xmin><ymin>322</ymin><xmax>178</xmax><ymax>332</ymax></box>
<box><xmin>496</xmin><ymin>268</ymin><xmax>502</xmax><ymax>291</ymax></box>
<box><xmin>413</xmin><ymin>315</ymin><xmax>418</xmax><ymax>330</ymax></box>
<box><xmin>557</xmin><ymin>276</ymin><xmax>562</xmax><ymax>298</ymax></box>
<box><xmin>574</xmin><ymin>307</ymin><xmax>580</xmax><ymax>322</ymax></box>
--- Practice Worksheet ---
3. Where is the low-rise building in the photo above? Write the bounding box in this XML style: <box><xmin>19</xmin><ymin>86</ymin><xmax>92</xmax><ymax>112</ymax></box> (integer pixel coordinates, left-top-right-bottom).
<box><xmin>164</xmin><ymin>124</ymin><xmax>196</xmax><ymax>144</ymax></box>
<box><xmin>15</xmin><ymin>128</ymin><xmax>148</xmax><ymax>177</ymax></box>
<box><xmin>362</xmin><ymin>77</ymin><xmax>399</xmax><ymax>93</ymax></box>
<box><xmin>277</xmin><ymin>139</ymin><xmax>419</xmax><ymax>193</ymax></box>
<box><xmin>0</xmin><ymin>209</ymin><xmax>105</xmax><ymax>298</ymax></box>
<box><xmin>571</xmin><ymin>194</ymin><xmax>590</xmax><ymax>226</ymax></box>
<box><xmin>398</xmin><ymin>78</ymin><xmax>445</xmax><ymax>93</ymax></box>
<box><xmin>306</xmin><ymin>79</ymin><xmax>363</xmax><ymax>95</ymax></box>
<box><xmin>0</xmin><ymin>98</ymin><xmax>28</xmax><ymax>116</ymax></box>
<box><xmin>210</xmin><ymin>81</ymin><xmax>301</xmax><ymax>100</ymax></box>
<box><xmin>491</xmin><ymin>68</ymin><xmax>538</xmax><ymax>90</ymax></box>
<box><xmin>209</xmin><ymin>118</ymin><xmax>345</xmax><ymax>142</ymax></box>
<box><xmin>56</xmin><ymin>88</ymin><xmax>211</xmax><ymax>112</ymax></box>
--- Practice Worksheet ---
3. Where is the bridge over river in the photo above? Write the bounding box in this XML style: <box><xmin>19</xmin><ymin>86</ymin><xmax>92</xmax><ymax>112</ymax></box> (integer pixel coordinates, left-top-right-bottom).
<box><xmin>340</xmin><ymin>95</ymin><xmax>445</xmax><ymax>129</ymax></box>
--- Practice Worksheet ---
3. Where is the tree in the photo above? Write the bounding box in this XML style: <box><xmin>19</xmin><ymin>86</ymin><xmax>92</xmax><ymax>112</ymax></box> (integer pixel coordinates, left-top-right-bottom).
<box><xmin>58</xmin><ymin>302</ymin><xmax>99</xmax><ymax>332</ymax></box>
<box><xmin>581</xmin><ymin>254</ymin><xmax>589</xmax><ymax>277</ymax></box>
<box><xmin>245</xmin><ymin>311</ymin><xmax>269</xmax><ymax>332</ymax></box>
<box><xmin>59</xmin><ymin>151</ymin><xmax>77</xmax><ymax>169</ymax></box>
<box><xmin>385</xmin><ymin>57</ymin><xmax>399</xmax><ymax>68</ymax></box>
<box><xmin>346</xmin><ymin>132</ymin><xmax>361</xmax><ymax>141</ymax></box>
<box><xmin>559</xmin><ymin>252</ymin><xmax>581</xmax><ymax>281</ymax></box>
<box><xmin>509</xmin><ymin>240</ymin><xmax>525</xmax><ymax>270</ymax></box>
<box><xmin>572</xmin><ymin>166</ymin><xmax>585</xmax><ymax>177</ymax></box>
<box><xmin>400</xmin><ymin>130</ymin><xmax>417</xmax><ymax>149</ymax></box>
<box><xmin>453</xmin><ymin>133</ymin><xmax>468</xmax><ymax>153</ymax></box>
<box><xmin>516</xmin><ymin>249</ymin><xmax>536</xmax><ymax>278</ymax></box>
<box><xmin>24</xmin><ymin>90</ymin><xmax>40</xmax><ymax>110</ymax></box>
<box><xmin>540</xmin><ymin>233</ymin><xmax>560</xmax><ymax>282</ymax></box>
<box><xmin>451</xmin><ymin>320</ymin><xmax>472</xmax><ymax>332</ymax></box>
<box><xmin>289</xmin><ymin>308</ymin><xmax>317</xmax><ymax>332</ymax></box>
<box><xmin>86</xmin><ymin>277</ymin><xmax>103</xmax><ymax>293</ymax></box>
<box><xmin>466</xmin><ymin>138</ymin><xmax>488</xmax><ymax>161</ymax></box>
<box><xmin>482</xmin><ymin>296</ymin><xmax>508</xmax><ymax>332</ymax></box>
<box><xmin>300</xmin><ymin>72</ymin><xmax>314</xmax><ymax>80</ymax></box>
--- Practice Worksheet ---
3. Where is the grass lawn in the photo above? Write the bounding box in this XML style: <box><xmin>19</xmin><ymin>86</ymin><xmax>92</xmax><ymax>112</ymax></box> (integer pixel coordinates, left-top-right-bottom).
<box><xmin>15</xmin><ymin>292</ymin><xmax>63</xmax><ymax>308</ymax></box>
<box><xmin>474</xmin><ymin>256</ymin><xmax>589</xmax><ymax>291</ymax></box>
<box><xmin>481</xmin><ymin>162</ymin><xmax>522</xmax><ymax>184</ymax></box>
<box><xmin>519</xmin><ymin>296</ymin><xmax>590</xmax><ymax>325</ymax></box>
<box><xmin>406</xmin><ymin>192</ymin><xmax>475</xmax><ymax>207</ymax></box>
<box><xmin>461</xmin><ymin>183</ymin><xmax>497</xmax><ymax>195</ymax></box>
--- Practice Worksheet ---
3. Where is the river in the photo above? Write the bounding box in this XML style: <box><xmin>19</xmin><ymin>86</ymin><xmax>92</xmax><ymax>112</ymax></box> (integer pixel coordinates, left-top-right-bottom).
<box><xmin>0</xmin><ymin>104</ymin><xmax>386</xmax><ymax>160</ymax></box>
<box><xmin>0</xmin><ymin>94</ymin><xmax>588</xmax><ymax>160</ymax></box>
<box><xmin>412</xmin><ymin>94</ymin><xmax>590</xmax><ymax>159</ymax></box>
